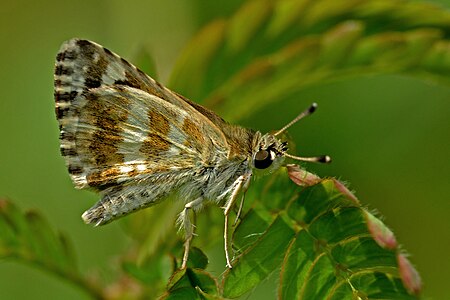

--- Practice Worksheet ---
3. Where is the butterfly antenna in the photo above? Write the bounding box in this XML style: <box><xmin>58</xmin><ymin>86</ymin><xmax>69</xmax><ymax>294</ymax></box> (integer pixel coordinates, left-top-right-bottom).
<box><xmin>284</xmin><ymin>153</ymin><xmax>331</xmax><ymax>164</ymax></box>
<box><xmin>275</xmin><ymin>103</ymin><xmax>331</xmax><ymax>163</ymax></box>
<box><xmin>273</xmin><ymin>103</ymin><xmax>318</xmax><ymax>136</ymax></box>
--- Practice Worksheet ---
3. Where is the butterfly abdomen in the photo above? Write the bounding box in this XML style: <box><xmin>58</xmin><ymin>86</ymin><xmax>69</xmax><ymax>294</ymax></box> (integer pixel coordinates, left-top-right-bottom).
<box><xmin>82</xmin><ymin>182</ymin><xmax>174</xmax><ymax>226</ymax></box>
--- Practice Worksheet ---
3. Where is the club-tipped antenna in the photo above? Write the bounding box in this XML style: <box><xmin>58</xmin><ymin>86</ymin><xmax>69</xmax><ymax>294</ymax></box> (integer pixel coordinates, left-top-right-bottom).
<box><xmin>284</xmin><ymin>153</ymin><xmax>332</xmax><ymax>164</ymax></box>
<box><xmin>274</xmin><ymin>103</ymin><xmax>318</xmax><ymax>137</ymax></box>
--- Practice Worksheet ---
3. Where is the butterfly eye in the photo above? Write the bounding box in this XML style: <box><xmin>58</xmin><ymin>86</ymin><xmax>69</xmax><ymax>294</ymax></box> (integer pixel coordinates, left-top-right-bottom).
<box><xmin>254</xmin><ymin>149</ymin><xmax>275</xmax><ymax>169</ymax></box>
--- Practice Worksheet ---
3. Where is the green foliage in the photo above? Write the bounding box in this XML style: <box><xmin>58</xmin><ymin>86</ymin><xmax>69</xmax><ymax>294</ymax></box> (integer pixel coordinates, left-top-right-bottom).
<box><xmin>3</xmin><ymin>0</ymin><xmax>449</xmax><ymax>298</ymax></box>
<box><xmin>0</xmin><ymin>173</ymin><xmax>422</xmax><ymax>299</ymax></box>
<box><xmin>170</xmin><ymin>0</ymin><xmax>450</xmax><ymax>120</ymax></box>
<box><xmin>219</xmin><ymin>171</ymin><xmax>421</xmax><ymax>299</ymax></box>
<box><xmin>0</xmin><ymin>199</ymin><xmax>103</xmax><ymax>299</ymax></box>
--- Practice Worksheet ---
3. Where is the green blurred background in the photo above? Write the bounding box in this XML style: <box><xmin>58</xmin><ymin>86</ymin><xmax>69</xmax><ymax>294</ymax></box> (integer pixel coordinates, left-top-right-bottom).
<box><xmin>0</xmin><ymin>0</ymin><xmax>449</xmax><ymax>299</ymax></box>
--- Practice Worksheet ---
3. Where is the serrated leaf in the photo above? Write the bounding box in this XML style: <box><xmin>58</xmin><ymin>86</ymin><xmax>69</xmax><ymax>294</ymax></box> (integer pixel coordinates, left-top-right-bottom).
<box><xmin>219</xmin><ymin>172</ymin><xmax>421</xmax><ymax>299</ymax></box>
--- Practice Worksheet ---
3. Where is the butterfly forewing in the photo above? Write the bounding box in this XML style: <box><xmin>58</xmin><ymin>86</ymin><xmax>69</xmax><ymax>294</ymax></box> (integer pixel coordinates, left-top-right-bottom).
<box><xmin>54</xmin><ymin>39</ymin><xmax>232</xmax><ymax>224</ymax></box>
<box><xmin>56</xmin><ymin>39</ymin><xmax>176</xmax><ymax>107</ymax></box>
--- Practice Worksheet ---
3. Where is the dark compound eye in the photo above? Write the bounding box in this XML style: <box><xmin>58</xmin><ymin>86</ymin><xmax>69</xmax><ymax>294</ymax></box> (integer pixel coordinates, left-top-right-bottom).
<box><xmin>254</xmin><ymin>149</ymin><xmax>274</xmax><ymax>169</ymax></box>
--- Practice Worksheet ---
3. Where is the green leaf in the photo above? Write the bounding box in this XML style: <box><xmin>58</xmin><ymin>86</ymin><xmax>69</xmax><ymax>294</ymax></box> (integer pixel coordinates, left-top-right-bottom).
<box><xmin>222</xmin><ymin>215</ymin><xmax>295</xmax><ymax>298</ymax></box>
<box><xmin>169</xmin><ymin>0</ymin><xmax>450</xmax><ymax>121</ymax></box>
<box><xmin>0</xmin><ymin>199</ymin><xmax>76</xmax><ymax>273</ymax></box>
<box><xmin>232</xmin><ymin>207</ymin><xmax>274</xmax><ymax>253</ymax></box>
<box><xmin>0</xmin><ymin>199</ymin><xmax>103</xmax><ymax>298</ymax></box>
<box><xmin>162</xmin><ymin>268</ymin><xmax>220</xmax><ymax>300</ymax></box>
<box><xmin>187</xmin><ymin>247</ymin><xmax>209</xmax><ymax>270</ymax></box>
<box><xmin>220</xmin><ymin>173</ymin><xmax>421</xmax><ymax>299</ymax></box>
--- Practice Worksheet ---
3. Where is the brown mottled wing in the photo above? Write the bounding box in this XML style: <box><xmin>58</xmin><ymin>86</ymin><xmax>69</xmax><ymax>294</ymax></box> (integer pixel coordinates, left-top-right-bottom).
<box><xmin>54</xmin><ymin>39</ymin><xmax>228</xmax><ymax>190</ymax></box>
<box><xmin>56</xmin><ymin>39</ymin><xmax>194</xmax><ymax>112</ymax></box>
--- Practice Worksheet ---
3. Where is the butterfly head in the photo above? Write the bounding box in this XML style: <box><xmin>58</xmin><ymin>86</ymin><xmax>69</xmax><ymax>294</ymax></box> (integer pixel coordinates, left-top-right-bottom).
<box><xmin>251</xmin><ymin>103</ymin><xmax>331</xmax><ymax>173</ymax></box>
<box><xmin>252</xmin><ymin>133</ymin><xmax>288</xmax><ymax>173</ymax></box>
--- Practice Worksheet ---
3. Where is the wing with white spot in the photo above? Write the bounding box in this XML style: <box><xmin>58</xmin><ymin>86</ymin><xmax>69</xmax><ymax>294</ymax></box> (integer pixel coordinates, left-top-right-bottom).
<box><xmin>57</xmin><ymin>84</ymin><xmax>228</xmax><ymax>190</ymax></box>
<box><xmin>54</xmin><ymin>38</ymin><xmax>229</xmax><ymax>190</ymax></box>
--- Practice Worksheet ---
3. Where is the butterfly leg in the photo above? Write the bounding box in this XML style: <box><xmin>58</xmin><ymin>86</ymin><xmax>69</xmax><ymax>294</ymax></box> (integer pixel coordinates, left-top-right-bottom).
<box><xmin>178</xmin><ymin>197</ymin><xmax>204</xmax><ymax>269</ymax></box>
<box><xmin>233</xmin><ymin>192</ymin><xmax>246</xmax><ymax>226</ymax></box>
<box><xmin>223</xmin><ymin>174</ymin><xmax>251</xmax><ymax>268</ymax></box>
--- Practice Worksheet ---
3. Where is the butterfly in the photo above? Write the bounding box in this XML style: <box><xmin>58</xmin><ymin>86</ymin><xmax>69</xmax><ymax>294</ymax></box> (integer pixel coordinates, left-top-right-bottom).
<box><xmin>54</xmin><ymin>38</ymin><xmax>330</xmax><ymax>268</ymax></box>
